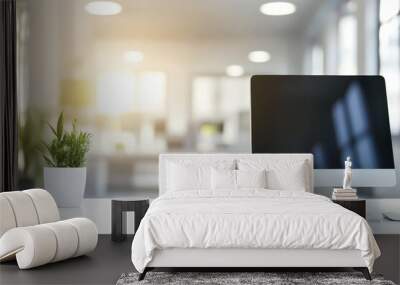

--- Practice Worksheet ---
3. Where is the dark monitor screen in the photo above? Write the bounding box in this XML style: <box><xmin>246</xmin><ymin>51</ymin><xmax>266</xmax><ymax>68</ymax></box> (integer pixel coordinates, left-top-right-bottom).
<box><xmin>251</xmin><ymin>75</ymin><xmax>395</xmax><ymax>169</ymax></box>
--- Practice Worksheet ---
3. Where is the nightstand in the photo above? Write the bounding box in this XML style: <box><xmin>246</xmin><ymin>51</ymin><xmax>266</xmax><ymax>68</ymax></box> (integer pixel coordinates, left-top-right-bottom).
<box><xmin>111</xmin><ymin>199</ymin><xmax>150</xmax><ymax>241</ymax></box>
<box><xmin>332</xmin><ymin>199</ymin><xmax>366</xmax><ymax>218</ymax></box>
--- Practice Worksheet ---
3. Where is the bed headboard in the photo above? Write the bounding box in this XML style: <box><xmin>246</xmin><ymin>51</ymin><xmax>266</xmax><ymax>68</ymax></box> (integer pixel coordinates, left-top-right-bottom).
<box><xmin>159</xmin><ymin>153</ymin><xmax>314</xmax><ymax>195</ymax></box>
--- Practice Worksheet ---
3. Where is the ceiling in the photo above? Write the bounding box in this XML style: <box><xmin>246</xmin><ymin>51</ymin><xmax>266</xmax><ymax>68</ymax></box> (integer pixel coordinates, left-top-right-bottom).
<box><xmin>75</xmin><ymin>0</ymin><xmax>325</xmax><ymax>40</ymax></box>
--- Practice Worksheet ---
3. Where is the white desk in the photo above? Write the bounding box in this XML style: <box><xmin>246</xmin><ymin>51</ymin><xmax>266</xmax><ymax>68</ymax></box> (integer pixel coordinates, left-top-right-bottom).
<box><xmin>366</xmin><ymin>199</ymin><xmax>400</xmax><ymax>234</ymax></box>
<box><xmin>369</xmin><ymin>220</ymin><xmax>400</xmax><ymax>234</ymax></box>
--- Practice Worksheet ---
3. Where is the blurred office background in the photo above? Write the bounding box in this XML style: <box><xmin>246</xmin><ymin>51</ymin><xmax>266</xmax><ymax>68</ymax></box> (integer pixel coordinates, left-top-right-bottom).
<box><xmin>16</xmin><ymin>0</ymin><xmax>400</xmax><ymax>198</ymax></box>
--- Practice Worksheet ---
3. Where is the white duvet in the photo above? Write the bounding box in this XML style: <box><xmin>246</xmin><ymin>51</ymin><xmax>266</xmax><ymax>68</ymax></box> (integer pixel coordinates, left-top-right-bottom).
<box><xmin>131</xmin><ymin>190</ymin><xmax>380</xmax><ymax>273</ymax></box>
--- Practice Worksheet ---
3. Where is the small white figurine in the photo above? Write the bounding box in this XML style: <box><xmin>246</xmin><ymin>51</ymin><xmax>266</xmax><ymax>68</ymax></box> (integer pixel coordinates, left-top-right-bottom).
<box><xmin>343</xmin><ymin>156</ymin><xmax>352</xmax><ymax>189</ymax></box>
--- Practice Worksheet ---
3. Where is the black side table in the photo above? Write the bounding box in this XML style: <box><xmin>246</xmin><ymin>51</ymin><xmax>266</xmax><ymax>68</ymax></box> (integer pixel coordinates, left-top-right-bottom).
<box><xmin>111</xmin><ymin>199</ymin><xmax>149</xmax><ymax>241</ymax></box>
<box><xmin>332</xmin><ymin>199</ymin><xmax>366</xmax><ymax>218</ymax></box>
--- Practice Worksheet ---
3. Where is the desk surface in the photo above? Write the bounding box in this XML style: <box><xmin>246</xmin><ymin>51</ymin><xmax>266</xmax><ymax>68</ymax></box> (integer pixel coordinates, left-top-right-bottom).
<box><xmin>368</xmin><ymin>219</ymin><xmax>400</xmax><ymax>234</ymax></box>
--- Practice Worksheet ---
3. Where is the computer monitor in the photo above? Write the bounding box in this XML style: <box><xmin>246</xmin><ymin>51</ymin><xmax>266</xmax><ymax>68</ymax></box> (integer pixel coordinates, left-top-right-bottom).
<box><xmin>251</xmin><ymin>75</ymin><xmax>396</xmax><ymax>187</ymax></box>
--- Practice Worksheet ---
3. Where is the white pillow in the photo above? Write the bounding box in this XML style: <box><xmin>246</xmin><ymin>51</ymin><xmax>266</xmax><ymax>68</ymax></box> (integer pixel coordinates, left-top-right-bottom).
<box><xmin>237</xmin><ymin>159</ymin><xmax>309</xmax><ymax>191</ymax></box>
<box><xmin>211</xmin><ymin>169</ymin><xmax>267</xmax><ymax>190</ymax></box>
<box><xmin>236</xmin><ymin>169</ymin><xmax>267</xmax><ymax>189</ymax></box>
<box><xmin>166</xmin><ymin>160</ymin><xmax>235</xmax><ymax>192</ymax></box>
<box><xmin>167</xmin><ymin>163</ymin><xmax>210</xmax><ymax>191</ymax></box>
<box><xmin>211</xmin><ymin>168</ymin><xmax>236</xmax><ymax>190</ymax></box>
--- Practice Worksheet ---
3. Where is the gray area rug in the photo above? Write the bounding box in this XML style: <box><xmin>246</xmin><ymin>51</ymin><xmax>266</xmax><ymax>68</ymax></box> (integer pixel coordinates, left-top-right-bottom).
<box><xmin>116</xmin><ymin>272</ymin><xmax>396</xmax><ymax>285</ymax></box>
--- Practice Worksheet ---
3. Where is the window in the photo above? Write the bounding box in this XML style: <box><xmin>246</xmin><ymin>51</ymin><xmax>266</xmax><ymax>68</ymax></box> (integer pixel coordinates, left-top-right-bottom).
<box><xmin>379</xmin><ymin>0</ymin><xmax>400</xmax><ymax>134</ymax></box>
<box><xmin>311</xmin><ymin>45</ymin><xmax>324</xmax><ymax>75</ymax></box>
<box><xmin>96</xmin><ymin>71</ymin><xmax>166</xmax><ymax>116</ymax></box>
<box><xmin>338</xmin><ymin>1</ymin><xmax>358</xmax><ymax>75</ymax></box>
<box><xmin>192</xmin><ymin>76</ymin><xmax>251</xmax><ymax>151</ymax></box>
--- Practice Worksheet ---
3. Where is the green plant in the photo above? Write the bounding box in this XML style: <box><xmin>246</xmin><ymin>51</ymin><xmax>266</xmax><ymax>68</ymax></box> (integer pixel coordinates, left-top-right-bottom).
<box><xmin>43</xmin><ymin>112</ymin><xmax>91</xmax><ymax>167</ymax></box>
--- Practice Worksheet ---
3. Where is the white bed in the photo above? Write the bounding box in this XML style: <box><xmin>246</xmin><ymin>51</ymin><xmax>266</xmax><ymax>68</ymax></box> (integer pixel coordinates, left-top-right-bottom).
<box><xmin>131</xmin><ymin>154</ymin><xmax>380</xmax><ymax>280</ymax></box>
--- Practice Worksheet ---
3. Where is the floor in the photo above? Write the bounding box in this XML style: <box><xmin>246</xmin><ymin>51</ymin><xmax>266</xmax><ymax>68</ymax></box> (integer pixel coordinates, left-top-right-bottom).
<box><xmin>1</xmin><ymin>235</ymin><xmax>399</xmax><ymax>285</ymax></box>
<box><xmin>0</xmin><ymin>235</ymin><xmax>134</xmax><ymax>285</ymax></box>
<box><xmin>373</xmin><ymin>235</ymin><xmax>400</xmax><ymax>284</ymax></box>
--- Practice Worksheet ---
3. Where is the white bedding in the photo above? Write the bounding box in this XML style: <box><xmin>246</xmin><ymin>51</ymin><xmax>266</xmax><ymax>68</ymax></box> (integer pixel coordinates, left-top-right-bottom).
<box><xmin>131</xmin><ymin>190</ymin><xmax>380</xmax><ymax>273</ymax></box>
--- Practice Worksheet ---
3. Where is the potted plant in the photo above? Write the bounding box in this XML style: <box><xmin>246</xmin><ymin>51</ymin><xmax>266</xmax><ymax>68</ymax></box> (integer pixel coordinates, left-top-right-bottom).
<box><xmin>42</xmin><ymin>112</ymin><xmax>91</xmax><ymax>207</ymax></box>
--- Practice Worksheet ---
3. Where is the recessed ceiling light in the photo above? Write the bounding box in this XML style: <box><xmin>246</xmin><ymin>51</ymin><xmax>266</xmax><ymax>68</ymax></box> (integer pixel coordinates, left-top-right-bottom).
<box><xmin>226</xmin><ymin>65</ymin><xmax>244</xmax><ymax>77</ymax></box>
<box><xmin>85</xmin><ymin>1</ymin><xmax>122</xmax><ymax>16</ymax></box>
<box><xmin>124</xmin><ymin>50</ymin><xmax>144</xmax><ymax>63</ymax></box>
<box><xmin>260</xmin><ymin>2</ymin><xmax>296</xmax><ymax>16</ymax></box>
<box><xmin>248</xmin><ymin>50</ymin><xmax>271</xmax><ymax>63</ymax></box>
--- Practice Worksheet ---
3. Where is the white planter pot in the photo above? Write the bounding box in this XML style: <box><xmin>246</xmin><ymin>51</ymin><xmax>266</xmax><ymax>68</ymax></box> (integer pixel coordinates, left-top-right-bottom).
<box><xmin>44</xmin><ymin>167</ymin><xmax>86</xmax><ymax>208</ymax></box>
